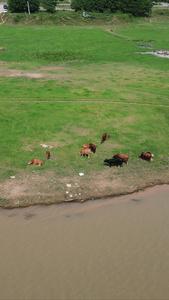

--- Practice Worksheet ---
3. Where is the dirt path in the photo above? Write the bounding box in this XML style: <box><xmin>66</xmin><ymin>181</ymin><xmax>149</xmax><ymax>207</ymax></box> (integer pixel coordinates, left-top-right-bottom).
<box><xmin>1</xmin><ymin>99</ymin><xmax>169</xmax><ymax>107</ymax></box>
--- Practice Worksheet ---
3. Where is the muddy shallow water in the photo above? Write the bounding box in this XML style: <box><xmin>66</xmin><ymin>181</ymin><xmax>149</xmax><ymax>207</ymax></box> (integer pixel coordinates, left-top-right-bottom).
<box><xmin>0</xmin><ymin>185</ymin><xmax>169</xmax><ymax>300</ymax></box>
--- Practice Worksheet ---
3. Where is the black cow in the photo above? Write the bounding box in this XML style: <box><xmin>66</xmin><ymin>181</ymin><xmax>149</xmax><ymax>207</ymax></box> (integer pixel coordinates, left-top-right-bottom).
<box><xmin>104</xmin><ymin>155</ymin><xmax>125</xmax><ymax>167</ymax></box>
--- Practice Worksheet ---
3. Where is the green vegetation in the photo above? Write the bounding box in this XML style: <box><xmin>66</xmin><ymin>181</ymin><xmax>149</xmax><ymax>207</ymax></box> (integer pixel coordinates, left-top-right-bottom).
<box><xmin>42</xmin><ymin>0</ymin><xmax>58</xmax><ymax>13</ymax></box>
<box><xmin>7</xmin><ymin>0</ymin><xmax>40</xmax><ymax>13</ymax></box>
<box><xmin>7</xmin><ymin>0</ymin><xmax>153</xmax><ymax>16</ymax></box>
<box><xmin>71</xmin><ymin>0</ymin><xmax>153</xmax><ymax>16</ymax></box>
<box><xmin>2</xmin><ymin>8</ymin><xmax>169</xmax><ymax>26</ymax></box>
<box><xmin>0</xmin><ymin>12</ymin><xmax>169</xmax><ymax>206</ymax></box>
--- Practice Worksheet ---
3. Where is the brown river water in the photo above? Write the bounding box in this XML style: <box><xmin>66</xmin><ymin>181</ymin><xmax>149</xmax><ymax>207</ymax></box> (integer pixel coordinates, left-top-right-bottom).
<box><xmin>0</xmin><ymin>185</ymin><xmax>169</xmax><ymax>300</ymax></box>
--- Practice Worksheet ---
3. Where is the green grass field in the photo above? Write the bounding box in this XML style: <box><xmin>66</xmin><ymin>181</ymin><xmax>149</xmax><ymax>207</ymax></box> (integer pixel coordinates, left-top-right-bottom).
<box><xmin>0</xmin><ymin>13</ymin><xmax>169</xmax><ymax>206</ymax></box>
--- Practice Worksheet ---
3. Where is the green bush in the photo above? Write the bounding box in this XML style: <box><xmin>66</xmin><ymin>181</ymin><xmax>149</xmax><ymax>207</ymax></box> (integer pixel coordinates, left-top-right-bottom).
<box><xmin>153</xmin><ymin>8</ymin><xmax>169</xmax><ymax>16</ymax></box>
<box><xmin>115</xmin><ymin>12</ymin><xmax>133</xmax><ymax>22</ymax></box>
<box><xmin>13</xmin><ymin>14</ymin><xmax>25</xmax><ymax>23</ymax></box>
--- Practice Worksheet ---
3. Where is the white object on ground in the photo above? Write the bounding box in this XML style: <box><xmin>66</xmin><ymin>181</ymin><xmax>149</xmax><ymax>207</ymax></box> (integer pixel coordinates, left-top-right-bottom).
<box><xmin>40</xmin><ymin>143</ymin><xmax>53</xmax><ymax>148</ymax></box>
<box><xmin>66</xmin><ymin>184</ymin><xmax>71</xmax><ymax>187</ymax></box>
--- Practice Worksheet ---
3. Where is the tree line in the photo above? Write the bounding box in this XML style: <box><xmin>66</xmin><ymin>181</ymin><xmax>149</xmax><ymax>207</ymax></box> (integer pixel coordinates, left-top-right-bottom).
<box><xmin>71</xmin><ymin>0</ymin><xmax>153</xmax><ymax>16</ymax></box>
<box><xmin>8</xmin><ymin>0</ymin><xmax>154</xmax><ymax>16</ymax></box>
<box><xmin>7</xmin><ymin>0</ymin><xmax>57</xmax><ymax>13</ymax></box>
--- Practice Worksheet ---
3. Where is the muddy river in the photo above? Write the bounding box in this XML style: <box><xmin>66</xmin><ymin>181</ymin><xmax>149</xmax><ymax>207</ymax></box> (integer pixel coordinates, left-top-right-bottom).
<box><xmin>0</xmin><ymin>185</ymin><xmax>169</xmax><ymax>300</ymax></box>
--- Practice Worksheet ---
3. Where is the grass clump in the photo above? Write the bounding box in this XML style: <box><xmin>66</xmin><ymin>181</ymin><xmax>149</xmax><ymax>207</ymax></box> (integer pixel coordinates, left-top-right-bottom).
<box><xmin>33</xmin><ymin>51</ymin><xmax>91</xmax><ymax>62</ymax></box>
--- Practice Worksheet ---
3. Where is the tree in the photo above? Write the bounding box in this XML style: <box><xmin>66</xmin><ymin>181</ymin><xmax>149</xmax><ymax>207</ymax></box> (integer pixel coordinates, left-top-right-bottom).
<box><xmin>113</xmin><ymin>0</ymin><xmax>153</xmax><ymax>16</ymax></box>
<box><xmin>71</xmin><ymin>0</ymin><xmax>84</xmax><ymax>11</ymax></box>
<box><xmin>8</xmin><ymin>0</ymin><xmax>27</xmax><ymax>12</ymax></box>
<box><xmin>42</xmin><ymin>0</ymin><xmax>57</xmax><ymax>13</ymax></box>
<box><xmin>83</xmin><ymin>0</ymin><xmax>106</xmax><ymax>13</ymax></box>
<box><xmin>71</xmin><ymin>0</ymin><xmax>106</xmax><ymax>12</ymax></box>
<box><xmin>8</xmin><ymin>0</ymin><xmax>40</xmax><ymax>13</ymax></box>
<box><xmin>71</xmin><ymin>0</ymin><xmax>153</xmax><ymax>16</ymax></box>
<box><xmin>29</xmin><ymin>0</ymin><xmax>40</xmax><ymax>13</ymax></box>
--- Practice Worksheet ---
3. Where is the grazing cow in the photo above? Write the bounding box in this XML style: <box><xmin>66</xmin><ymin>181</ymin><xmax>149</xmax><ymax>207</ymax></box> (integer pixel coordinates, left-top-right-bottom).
<box><xmin>139</xmin><ymin>152</ymin><xmax>154</xmax><ymax>162</ymax></box>
<box><xmin>79</xmin><ymin>148</ymin><xmax>91</xmax><ymax>158</ymax></box>
<box><xmin>28</xmin><ymin>159</ymin><xmax>44</xmax><ymax>166</ymax></box>
<box><xmin>101</xmin><ymin>133</ymin><xmax>111</xmax><ymax>144</ymax></box>
<box><xmin>101</xmin><ymin>132</ymin><xmax>107</xmax><ymax>143</ymax></box>
<box><xmin>0</xmin><ymin>47</ymin><xmax>4</xmax><ymax>51</ymax></box>
<box><xmin>82</xmin><ymin>143</ymin><xmax>96</xmax><ymax>153</ymax></box>
<box><xmin>104</xmin><ymin>155</ymin><xmax>125</xmax><ymax>168</ymax></box>
<box><xmin>46</xmin><ymin>151</ymin><xmax>51</xmax><ymax>160</ymax></box>
<box><xmin>113</xmin><ymin>153</ymin><xmax>129</xmax><ymax>164</ymax></box>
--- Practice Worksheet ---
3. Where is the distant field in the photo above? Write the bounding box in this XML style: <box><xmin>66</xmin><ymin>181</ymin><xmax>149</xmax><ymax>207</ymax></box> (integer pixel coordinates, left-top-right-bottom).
<box><xmin>0</xmin><ymin>18</ymin><xmax>169</xmax><ymax>207</ymax></box>
<box><xmin>0</xmin><ymin>22</ymin><xmax>169</xmax><ymax>104</ymax></box>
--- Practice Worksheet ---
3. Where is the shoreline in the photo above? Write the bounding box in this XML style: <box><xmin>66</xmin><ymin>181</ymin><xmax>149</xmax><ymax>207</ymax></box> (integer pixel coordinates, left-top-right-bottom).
<box><xmin>1</xmin><ymin>178</ymin><xmax>168</xmax><ymax>209</ymax></box>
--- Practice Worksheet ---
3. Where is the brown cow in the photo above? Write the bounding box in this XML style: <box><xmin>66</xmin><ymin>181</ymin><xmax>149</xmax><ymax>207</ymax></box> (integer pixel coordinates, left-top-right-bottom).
<box><xmin>46</xmin><ymin>151</ymin><xmax>50</xmax><ymax>160</ymax></box>
<box><xmin>139</xmin><ymin>152</ymin><xmax>154</xmax><ymax>162</ymax></box>
<box><xmin>101</xmin><ymin>133</ymin><xmax>111</xmax><ymax>144</ymax></box>
<box><xmin>79</xmin><ymin>148</ymin><xmax>91</xmax><ymax>158</ymax></box>
<box><xmin>114</xmin><ymin>153</ymin><xmax>129</xmax><ymax>164</ymax></box>
<box><xmin>82</xmin><ymin>143</ymin><xmax>96</xmax><ymax>153</ymax></box>
<box><xmin>0</xmin><ymin>47</ymin><xmax>4</xmax><ymax>51</ymax></box>
<box><xmin>28</xmin><ymin>159</ymin><xmax>44</xmax><ymax>166</ymax></box>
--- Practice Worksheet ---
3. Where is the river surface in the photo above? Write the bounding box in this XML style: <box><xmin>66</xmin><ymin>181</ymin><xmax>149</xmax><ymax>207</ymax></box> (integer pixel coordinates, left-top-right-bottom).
<box><xmin>0</xmin><ymin>185</ymin><xmax>169</xmax><ymax>300</ymax></box>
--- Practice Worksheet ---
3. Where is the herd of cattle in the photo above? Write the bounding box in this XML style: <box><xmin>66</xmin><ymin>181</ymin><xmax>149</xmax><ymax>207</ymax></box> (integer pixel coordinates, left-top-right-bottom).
<box><xmin>28</xmin><ymin>132</ymin><xmax>154</xmax><ymax>167</ymax></box>
<box><xmin>78</xmin><ymin>132</ymin><xmax>154</xmax><ymax>167</ymax></box>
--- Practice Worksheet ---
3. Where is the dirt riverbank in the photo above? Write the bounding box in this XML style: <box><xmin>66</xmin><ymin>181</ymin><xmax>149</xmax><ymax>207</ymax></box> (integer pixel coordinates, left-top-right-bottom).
<box><xmin>0</xmin><ymin>167</ymin><xmax>169</xmax><ymax>208</ymax></box>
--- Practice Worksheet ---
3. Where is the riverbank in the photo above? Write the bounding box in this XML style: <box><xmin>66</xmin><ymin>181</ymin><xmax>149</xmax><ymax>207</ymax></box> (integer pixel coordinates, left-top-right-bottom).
<box><xmin>0</xmin><ymin>6</ymin><xmax>169</xmax><ymax>27</ymax></box>
<box><xmin>0</xmin><ymin>166</ymin><xmax>169</xmax><ymax>208</ymax></box>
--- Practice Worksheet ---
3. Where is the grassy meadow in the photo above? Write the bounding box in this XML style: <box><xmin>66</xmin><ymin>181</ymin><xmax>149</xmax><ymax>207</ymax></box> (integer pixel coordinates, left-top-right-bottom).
<box><xmin>0</xmin><ymin>13</ymin><xmax>169</xmax><ymax>206</ymax></box>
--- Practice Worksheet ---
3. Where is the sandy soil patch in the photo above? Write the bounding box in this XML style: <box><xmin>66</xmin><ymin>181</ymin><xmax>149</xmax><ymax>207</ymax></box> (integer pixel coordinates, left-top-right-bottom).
<box><xmin>0</xmin><ymin>68</ymin><xmax>44</xmax><ymax>79</ymax></box>
<box><xmin>0</xmin><ymin>63</ymin><xmax>64</xmax><ymax>79</ymax></box>
<box><xmin>40</xmin><ymin>67</ymin><xmax>63</xmax><ymax>71</ymax></box>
